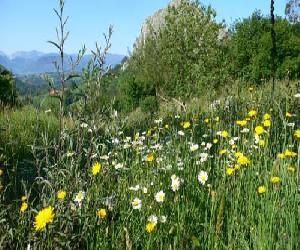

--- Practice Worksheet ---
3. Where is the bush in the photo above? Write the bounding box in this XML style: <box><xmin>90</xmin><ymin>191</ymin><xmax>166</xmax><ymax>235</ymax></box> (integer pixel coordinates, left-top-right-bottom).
<box><xmin>140</xmin><ymin>96</ymin><xmax>159</xmax><ymax>114</ymax></box>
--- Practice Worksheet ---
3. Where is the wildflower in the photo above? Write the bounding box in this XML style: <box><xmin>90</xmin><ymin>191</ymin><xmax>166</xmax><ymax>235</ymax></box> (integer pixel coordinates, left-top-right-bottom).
<box><xmin>129</xmin><ymin>185</ymin><xmax>140</xmax><ymax>191</ymax></box>
<box><xmin>286</xmin><ymin>112</ymin><xmax>292</xmax><ymax>118</ymax></box>
<box><xmin>155</xmin><ymin>191</ymin><xmax>165</xmax><ymax>203</ymax></box>
<box><xmin>57</xmin><ymin>190</ymin><xmax>66</xmax><ymax>200</ymax></box>
<box><xmin>20</xmin><ymin>202</ymin><xmax>28</xmax><ymax>213</ymax></box>
<box><xmin>165</xmin><ymin>124</ymin><xmax>169</xmax><ymax>129</ymax></box>
<box><xmin>200</xmin><ymin>153</ymin><xmax>209</xmax><ymax>162</ymax></box>
<box><xmin>258</xmin><ymin>139</ymin><xmax>265</xmax><ymax>146</ymax></box>
<box><xmin>237</xmin><ymin>155</ymin><xmax>250</xmax><ymax>165</ymax></box>
<box><xmin>131</xmin><ymin>198</ymin><xmax>142</xmax><ymax>210</ymax></box>
<box><xmin>248</xmin><ymin>87</ymin><xmax>254</xmax><ymax>91</ymax></box>
<box><xmin>236</xmin><ymin>120</ymin><xmax>247</xmax><ymax>126</ymax></box>
<box><xmin>294</xmin><ymin>93</ymin><xmax>300</xmax><ymax>98</ymax></box>
<box><xmin>248</xmin><ymin>110</ymin><xmax>257</xmax><ymax>117</ymax></box>
<box><xmin>145</xmin><ymin>222</ymin><xmax>156</xmax><ymax>233</ymax></box>
<box><xmin>219</xmin><ymin>149</ymin><xmax>226</xmax><ymax>155</ymax></box>
<box><xmin>263</xmin><ymin>113</ymin><xmax>271</xmax><ymax>120</ymax></box>
<box><xmin>146</xmin><ymin>152</ymin><xmax>155</xmax><ymax>162</ymax></box>
<box><xmin>255</xmin><ymin>126</ymin><xmax>264</xmax><ymax>135</ymax></box>
<box><xmin>190</xmin><ymin>144</ymin><xmax>199</xmax><ymax>152</ymax></box>
<box><xmin>270</xmin><ymin>176</ymin><xmax>280</xmax><ymax>184</ymax></box>
<box><xmin>91</xmin><ymin>161</ymin><xmax>101</xmax><ymax>176</ymax></box>
<box><xmin>198</xmin><ymin>171</ymin><xmax>208</xmax><ymax>185</ymax></box>
<box><xmin>204</xmin><ymin>118</ymin><xmax>210</xmax><ymax>123</ymax></box>
<box><xmin>143</xmin><ymin>187</ymin><xmax>148</xmax><ymax>194</ymax></box>
<box><xmin>96</xmin><ymin>208</ymin><xmax>107</xmax><ymax>219</ymax></box>
<box><xmin>0</xmin><ymin>169</ymin><xmax>3</xmax><ymax>176</ymax></box>
<box><xmin>33</xmin><ymin>206</ymin><xmax>55</xmax><ymax>231</ymax></box>
<box><xmin>21</xmin><ymin>196</ymin><xmax>27</xmax><ymax>202</ymax></box>
<box><xmin>284</xmin><ymin>149</ymin><xmax>297</xmax><ymax>157</ymax></box>
<box><xmin>182</xmin><ymin>121</ymin><xmax>191</xmax><ymax>129</ymax></box>
<box><xmin>171</xmin><ymin>175</ymin><xmax>181</xmax><ymax>192</ymax></box>
<box><xmin>294</xmin><ymin>129</ymin><xmax>300</xmax><ymax>138</ymax></box>
<box><xmin>160</xmin><ymin>215</ymin><xmax>167</xmax><ymax>223</ymax></box>
<box><xmin>74</xmin><ymin>191</ymin><xmax>85</xmax><ymax>205</ymax></box>
<box><xmin>263</xmin><ymin>119</ymin><xmax>271</xmax><ymax>127</ymax></box>
<box><xmin>115</xmin><ymin>163</ymin><xmax>124</xmax><ymax>170</ymax></box>
<box><xmin>178</xmin><ymin>130</ymin><xmax>185</xmax><ymax>136</ymax></box>
<box><xmin>148</xmin><ymin>215</ymin><xmax>158</xmax><ymax>225</ymax></box>
<box><xmin>213</xmin><ymin>139</ymin><xmax>218</xmax><ymax>144</ymax></box>
<box><xmin>220</xmin><ymin>130</ymin><xmax>229</xmax><ymax>138</ymax></box>
<box><xmin>226</xmin><ymin>167</ymin><xmax>235</xmax><ymax>176</ymax></box>
<box><xmin>241</xmin><ymin>128</ymin><xmax>250</xmax><ymax>133</ymax></box>
<box><xmin>287</xmin><ymin>165</ymin><xmax>296</xmax><ymax>172</ymax></box>
<box><xmin>257</xmin><ymin>186</ymin><xmax>266</xmax><ymax>194</ymax></box>
<box><xmin>277</xmin><ymin>153</ymin><xmax>285</xmax><ymax>159</ymax></box>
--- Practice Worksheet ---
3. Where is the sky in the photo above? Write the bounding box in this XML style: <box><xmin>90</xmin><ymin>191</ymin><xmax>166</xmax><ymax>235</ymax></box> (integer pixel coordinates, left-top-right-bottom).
<box><xmin>1</xmin><ymin>0</ymin><xmax>287</xmax><ymax>56</ymax></box>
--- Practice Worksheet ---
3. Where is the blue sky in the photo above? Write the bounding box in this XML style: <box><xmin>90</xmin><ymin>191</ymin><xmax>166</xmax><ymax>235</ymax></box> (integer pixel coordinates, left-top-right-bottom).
<box><xmin>1</xmin><ymin>0</ymin><xmax>287</xmax><ymax>56</ymax></box>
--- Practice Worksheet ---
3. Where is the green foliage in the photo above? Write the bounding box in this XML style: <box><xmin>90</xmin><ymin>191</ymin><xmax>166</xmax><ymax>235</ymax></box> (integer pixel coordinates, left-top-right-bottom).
<box><xmin>140</xmin><ymin>96</ymin><xmax>158</xmax><ymax>114</ymax></box>
<box><xmin>229</xmin><ymin>11</ymin><xmax>300</xmax><ymax>82</ymax></box>
<box><xmin>0</xmin><ymin>65</ymin><xmax>18</xmax><ymax>106</ymax></box>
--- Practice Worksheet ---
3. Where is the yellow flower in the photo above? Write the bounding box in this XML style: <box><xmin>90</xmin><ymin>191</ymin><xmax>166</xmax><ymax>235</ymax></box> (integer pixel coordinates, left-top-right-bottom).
<box><xmin>145</xmin><ymin>222</ymin><xmax>156</xmax><ymax>233</ymax></box>
<box><xmin>213</xmin><ymin>139</ymin><xmax>218</xmax><ymax>144</ymax></box>
<box><xmin>286</xmin><ymin>112</ymin><xmax>292</xmax><ymax>118</ymax></box>
<box><xmin>57</xmin><ymin>190</ymin><xmax>66</xmax><ymax>200</ymax></box>
<box><xmin>204</xmin><ymin>118</ymin><xmax>210</xmax><ymax>123</ymax></box>
<box><xmin>257</xmin><ymin>186</ymin><xmax>266</xmax><ymax>194</ymax></box>
<box><xmin>164</xmin><ymin>124</ymin><xmax>169</xmax><ymax>129</ymax></box>
<box><xmin>236</xmin><ymin>120</ymin><xmax>247</xmax><ymax>126</ymax></box>
<box><xmin>270</xmin><ymin>176</ymin><xmax>280</xmax><ymax>184</ymax></box>
<box><xmin>258</xmin><ymin>139</ymin><xmax>265</xmax><ymax>146</ymax></box>
<box><xmin>0</xmin><ymin>169</ymin><xmax>3</xmax><ymax>176</ymax></box>
<box><xmin>33</xmin><ymin>206</ymin><xmax>55</xmax><ymax>231</ymax></box>
<box><xmin>146</xmin><ymin>129</ymin><xmax>152</xmax><ymax>137</ymax></box>
<box><xmin>263</xmin><ymin>119</ymin><xmax>271</xmax><ymax>127</ymax></box>
<box><xmin>255</xmin><ymin>126</ymin><xmax>264</xmax><ymax>135</ymax></box>
<box><xmin>234</xmin><ymin>152</ymin><xmax>243</xmax><ymax>158</ymax></box>
<box><xmin>220</xmin><ymin>130</ymin><xmax>229</xmax><ymax>138</ymax></box>
<box><xmin>248</xmin><ymin>110</ymin><xmax>257</xmax><ymax>117</ymax></box>
<box><xmin>237</xmin><ymin>155</ymin><xmax>250</xmax><ymax>165</ymax></box>
<box><xmin>146</xmin><ymin>152</ymin><xmax>155</xmax><ymax>162</ymax></box>
<box><xmin>182</xmin><ymin>121</ymin><xmax>191</xmax><ymax>129</ymax></box>
<box><xmin>277</xmin><ymin>153</ymin><xmax>285</xmax><ymax>159</ymax></box>
<box><xmin>215</xmin><ymin>117</ymin><xmax>220</xmax><ymax>122</ymax></box>
<box><xmin>21</xmin><ymin>196</ymin><xmax>27</xmax><ymax>202</ymax></box>
<box><xmin>284</xmin><ymin>149</ymin><xmax>297</xmax><ymax>157</ymax></box>
<box><xmin>219</xmin><ymin>149</ymin><xmax>226</xmax><ymax>155</ymax></box>
<box><xmin>287</xmin><ymin>165</ymin><xmax>296</xmax><ymax>173</ymax></box>
<box><xmin>20</xmin><ymin>202</ymin><xmax>28</xmax><ymax>213</ymax></box>
<box><xmin>294</xmin><ymin>129</ymin><xmax>300</xmax><ymax>138</ymax></box>
<box><xmin>226</xmin><ymin>167</ymin><xmax>235</xmax><ymax>176</ymax></box>
<box><xmin>97</xmin><ymin>208</ymin><xmax>107</xmax><ymax>219</ymax></box>
<box><xmin>263</xmin><ymin>113</ymin><xmax>271</xmax><ymax>120</ymax></box>
<box><xmin>91</xmin><ymin>161</ymin><xmax>101</xmax><ymax>176</ymax></box>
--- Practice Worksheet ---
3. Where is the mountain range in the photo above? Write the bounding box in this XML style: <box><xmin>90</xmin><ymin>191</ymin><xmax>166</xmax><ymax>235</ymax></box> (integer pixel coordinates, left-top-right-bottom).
<box><xmin>0</xmin><ymin>50</ymin><xmax>125</xmax><ymax>75</ymax></box>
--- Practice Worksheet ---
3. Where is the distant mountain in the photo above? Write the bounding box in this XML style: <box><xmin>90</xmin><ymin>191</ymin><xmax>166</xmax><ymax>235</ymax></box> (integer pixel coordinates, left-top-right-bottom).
<box><xmin>0</xmin><ymin>50</ymin><xmax>124</xmax><ymax>75</ymax></box>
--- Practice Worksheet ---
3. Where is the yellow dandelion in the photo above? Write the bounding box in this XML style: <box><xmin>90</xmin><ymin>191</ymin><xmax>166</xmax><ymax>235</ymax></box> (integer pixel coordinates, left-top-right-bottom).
<box><xmin>21</xmin><ymin>196</ymin><xmax>27</xmax><ymax>202</ymax></box>
<box><xmin>263</xmin><ymin>119</ymin><xmax>271</xmax><ymax>127</ymax></box>
<box><xmin>219</xmin><ymin>149</ymin><xmax>226</xmax><ymax>155</ymax></box>
<box><xmin>213</xmin><ymin>139</ymin><xmax>218</xmax><ymax>144</ymax></box>
<box><xmin>20</xmin><ymin>202</ymin><xmax>28</xmax><ymax>213</ymax></box>
<box><xmin>277</xmin><ymin>153</ymin><xmax>285</xmax><ymax>159</ymax></box>
<box><xmin>182</xmin><ymin>121</ymin><xmax>191</xmax><ymax>129</ymax></box>
<box><xmin>164</xmin><ymin>124</ymin><xmax>169</xmax><ymax>129</ymax></box>
<box><xmin>237</xmin><ymin>155</ymin><xmax>250</xmax><ymax>165</ymax></box>
<box><xmin>248</xmin><ymin>110</ymin><xmax>257</xmax><ymax>117</ymax></box>
<box><xmin>258</xmin><ymin>139</ymin><xmax>265</xmax><ymax>146</ymax></box>
<box><xmin>236</xmin><ymin>120</ymin><xmax>247</xmax><ymax>126</ymax></box>
<box><xmin>294</xmin><ymin>129</ymin><xmax>300</xmax><ymax>138</ymax></box>
<box><xmin>145</xmin><ymin>222</ymin><xmax>156</xmax><ymax>233</ymax></box>
<box><xmin>257</xmin><ymin>186</ymin><xmax>266</xmax><ymax>194</ymax></box>
<box><xmin>57</xmin><ymin>190</ymin><xmax>66</xmax><ymax>200</ymax></box>
<box><xmin>284</xmin><ymin>149</ymin><xmax>297</xmax><ymax>157</ymax></box>
<box><xmin>234</xmin><ymin>152</ymin><xmax>243</xmax><ymax>158</ymax></box>
<box><xmin>146</xmin><ymin>152</ymin><xmax>155</xmax><ymax>162</ymax></box>
<box><xmin>286</xmin><ymin>112</ymin><xmax>292</xmax><ymax>118</ymax></box>
<box><xmin>204</xmin><ymin>118</ymin><xmax>210</xmax><ymax>123</ymax></box>
<box><xmin>91</xmin><ymin>161</ymin><xmax>101</xmax><ymax>176</ymax></box>
<box><xmin>33</xmin><ymin>206</ymin><xmax>55</xmax><ymax>231</ymax></box>
<box><xmin>255</xmin><ymin>126</ymin><xmax>264</xmax><ymax>135</ymax></box>
<box><xmin>96</xmin><ymin>208</ymin><xmax>107</xmax><ymax>219</ymax></box>
<box><xmin>287</xmin><ymin>165</ymin><xmax>296</xmax><ymax>173</ymax></box>
<box><xmin>220</xmin><ymin>130</ymin><xmax>229</xmax><ymax>138</ymax></box>
<box><xmin>263</xmin><ymin>113</ymin><xmax>271</xmax><ymax>120</ymax></box>
<box><xmin>226</xmin><ymin>167</ymin><xmax>235</xmax><ymax>176</ymax></box>
<box><xmin>270</xmin><ymin>176</ymin><xmax>280</xmax><ymax>184</ymax></box>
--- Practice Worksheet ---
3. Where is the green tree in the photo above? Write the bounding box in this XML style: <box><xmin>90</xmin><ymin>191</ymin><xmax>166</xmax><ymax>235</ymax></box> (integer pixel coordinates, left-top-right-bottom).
<box><xmin>0</xmin><ymin>65</ymin><xmax>18</xmax><ymax>106</ymax></box>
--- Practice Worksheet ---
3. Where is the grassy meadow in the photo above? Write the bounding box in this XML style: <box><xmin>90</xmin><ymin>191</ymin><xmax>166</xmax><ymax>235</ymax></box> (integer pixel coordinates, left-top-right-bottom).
<box><xmin>0</xmin><ymin>81</ymin><xmax>299</xmax><ymax>249</ymax></box>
